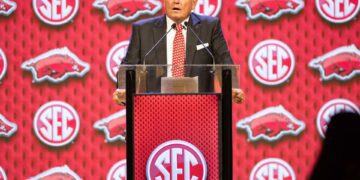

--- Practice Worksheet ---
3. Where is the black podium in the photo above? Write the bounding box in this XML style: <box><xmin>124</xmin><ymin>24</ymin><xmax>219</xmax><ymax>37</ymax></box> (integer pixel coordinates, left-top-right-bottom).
<box><xmin>117</xmin><ymin>65</ymin><xmax>239</xmax><ymax>179</ymax></box>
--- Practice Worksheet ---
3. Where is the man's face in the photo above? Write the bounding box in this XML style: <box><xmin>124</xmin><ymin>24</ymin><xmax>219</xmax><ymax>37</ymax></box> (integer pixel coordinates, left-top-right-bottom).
<box><xmin>164</xmin><ymin>0</ymin><xmax>198</xmax><ymax>23</ymax></box>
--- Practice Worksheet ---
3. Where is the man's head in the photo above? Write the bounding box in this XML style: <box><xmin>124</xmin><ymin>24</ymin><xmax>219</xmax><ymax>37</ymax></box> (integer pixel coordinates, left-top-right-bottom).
<box><xmin>164</xmin><ymin>0</ymin><xmax>198</xmax><ymax>23</ymax></box>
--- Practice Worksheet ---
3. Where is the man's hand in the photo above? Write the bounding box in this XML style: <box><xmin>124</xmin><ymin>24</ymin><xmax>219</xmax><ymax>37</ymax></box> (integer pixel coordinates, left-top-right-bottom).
<box><xmin>113</xmin><ymin>89</ymin><xmax>126</xmax><ymax>106</ymax></box>
<box><xmin>232</xmin><ymin>88</ymin><xmax>245</xmax><ymax>104</ymax></box>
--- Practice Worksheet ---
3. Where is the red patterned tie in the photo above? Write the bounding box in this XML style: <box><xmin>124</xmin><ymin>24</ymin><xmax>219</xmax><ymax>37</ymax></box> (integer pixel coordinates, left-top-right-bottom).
<box><xmin>172</xmin><ymin>24</ymin><xmax>185</xmax><ymax>77</ymax></box>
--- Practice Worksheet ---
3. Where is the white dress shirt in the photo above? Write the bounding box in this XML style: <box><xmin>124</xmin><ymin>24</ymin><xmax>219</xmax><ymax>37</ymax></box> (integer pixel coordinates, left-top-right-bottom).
<box><xmin>166</xmin><ymin>16</ymin><xmax>189</xmax><ymax>77</ymax></box>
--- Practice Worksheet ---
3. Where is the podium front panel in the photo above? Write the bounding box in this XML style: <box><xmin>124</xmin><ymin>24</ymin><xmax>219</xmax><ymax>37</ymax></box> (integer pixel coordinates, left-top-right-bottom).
<box><xmin>133</xmin><ymin>94</ymin><xmax>220</xmax><ymax>179</ymax></box>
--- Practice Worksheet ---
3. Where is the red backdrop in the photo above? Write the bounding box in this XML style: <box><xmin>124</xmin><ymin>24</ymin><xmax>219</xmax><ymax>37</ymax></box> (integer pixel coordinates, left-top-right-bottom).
<box><xmin>0</xmin><ymin>0</ymin><xmax>359</xmax><ymax>179</ymax></box>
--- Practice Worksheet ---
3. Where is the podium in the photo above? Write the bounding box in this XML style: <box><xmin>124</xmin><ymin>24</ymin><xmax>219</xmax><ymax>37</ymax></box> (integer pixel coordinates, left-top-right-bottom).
<box><xmin>117</xmin><ymin>65</ymin><xmax>240</xmax><ymax>180</ymax></box>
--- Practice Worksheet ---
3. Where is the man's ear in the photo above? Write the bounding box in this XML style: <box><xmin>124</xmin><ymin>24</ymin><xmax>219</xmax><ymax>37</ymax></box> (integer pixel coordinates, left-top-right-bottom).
<box><xmin>192</xmin><ymin>0</ymin><xmax>198</xmax><ymax>10</ymax></box>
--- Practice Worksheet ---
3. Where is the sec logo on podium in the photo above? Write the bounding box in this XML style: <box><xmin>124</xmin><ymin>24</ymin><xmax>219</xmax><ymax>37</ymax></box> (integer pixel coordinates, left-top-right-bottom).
<box><xmin>146</xmin><ymin>140</ymin><xmax>207</xmax><ymax>180</ymax></box>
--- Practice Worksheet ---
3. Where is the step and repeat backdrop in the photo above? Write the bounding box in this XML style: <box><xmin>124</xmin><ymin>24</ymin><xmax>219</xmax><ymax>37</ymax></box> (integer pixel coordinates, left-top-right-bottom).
<box><xmin>0</xmin><ymin>0</ymin><xmax>359</xmax><ymax>179</ymax></box>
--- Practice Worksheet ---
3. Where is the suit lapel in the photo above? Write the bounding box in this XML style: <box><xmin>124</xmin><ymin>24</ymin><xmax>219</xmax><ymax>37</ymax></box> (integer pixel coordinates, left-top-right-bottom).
<box><xmin>186</xmin><ymin>13</ymin><xmax>201</xmax><ymax>66</ymax></box>
<box><xmin>153</xmin><ymin>15</ymin><xmax>167</xmax><ymax>64</ymax></box>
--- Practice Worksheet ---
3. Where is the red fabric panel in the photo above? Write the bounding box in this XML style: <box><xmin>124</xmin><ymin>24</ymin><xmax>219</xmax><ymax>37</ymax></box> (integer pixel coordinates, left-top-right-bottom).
<box><xmin>134</xmin><ymin>94</ymin><xmax>219</xmax><ymax>179</ymax></box>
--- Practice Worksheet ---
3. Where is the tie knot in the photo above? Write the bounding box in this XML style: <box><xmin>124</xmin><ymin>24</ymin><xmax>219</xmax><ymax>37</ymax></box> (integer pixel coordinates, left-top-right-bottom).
<box><xmin>176</xmin><ymin>24</ymin><xmax>182</xmax><ymax>31</ymax></box>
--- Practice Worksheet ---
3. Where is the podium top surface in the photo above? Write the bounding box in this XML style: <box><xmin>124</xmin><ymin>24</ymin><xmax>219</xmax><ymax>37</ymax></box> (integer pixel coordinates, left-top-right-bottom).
<box><xmin>117</xmin><ymin>64</ymin><xmax>240</xmax><ymax>94</ymax></box>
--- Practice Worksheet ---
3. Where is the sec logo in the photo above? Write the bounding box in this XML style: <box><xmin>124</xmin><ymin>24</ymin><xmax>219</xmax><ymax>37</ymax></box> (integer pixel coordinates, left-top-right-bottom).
<box><xmin>107</xmin><ymin>160</ymin><xmax>126</xmax><ymax>180</ymax></box>
<box><xmin>316</xmin><ymin>99</ymin><xmax>359</xmax><ymax>138</ymax></box>
<box><xmin>0</xmin><ymin>166</ymin><xmax>7</xmax><ymax>180</ymax></box>
<box><xmin>146</xmin><ymin>140</ymin><xmax>207</xmax><ymax>180</ymax></box>
<box><xmin>33</xmin><ymin>101</ymin><xmax>80</xmax><ymax>147</ymax></box>
<box><xmin>194</xmin><ymin>0</ymin><xmax>221</xmax><ymax>17</ymax></box>
<box><xmin>0</xmin><ymin>48</ymin><xmax>7</xmax><ymax>82</ymax></box>
<box><xmin>106</xmin><ymin>41</ymin><xmax>129</xmax><ymax>83</ymax></box>
<box><xmin>250</xmin><ymin>158</ymin><xmax>296</xmax><ymax>180</ymax></box>
<box><xmin>316</xmin><ymin>0</ymin><xmax>360</xmax><ymax>23</ymax></box>
<box><xmin>32</xmin><ymin>0</ymin><xmax>79</xmax><ymax>26</ymax></box>
<box><xmin>249</xmin><ymin>39</ymin><xmax>295</xmax><ymax>86</ymax></box>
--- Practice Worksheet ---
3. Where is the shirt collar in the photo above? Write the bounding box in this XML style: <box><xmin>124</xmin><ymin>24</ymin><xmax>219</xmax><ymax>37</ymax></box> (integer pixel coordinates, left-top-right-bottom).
<box><xmin>166</xmin><ymin>16</ymin><xmax>190</xmax><ymax>31</ymax></box>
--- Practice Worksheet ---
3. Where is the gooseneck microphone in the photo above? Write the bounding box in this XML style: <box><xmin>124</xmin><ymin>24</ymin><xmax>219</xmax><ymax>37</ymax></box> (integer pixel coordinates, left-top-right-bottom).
<box><xmin>184</xmin><ymin>21</ymin><xmax>216</xmax><ymax>66</ymax></box>
<box><xmin>143</xmin><ymin>23</ymin><xmax>176</xmax><ymax>65</ymax></box>
<box><xmin>184</xmin><ymin>21</ymin><xmax>216</xmax><ymax>91</ymax></box>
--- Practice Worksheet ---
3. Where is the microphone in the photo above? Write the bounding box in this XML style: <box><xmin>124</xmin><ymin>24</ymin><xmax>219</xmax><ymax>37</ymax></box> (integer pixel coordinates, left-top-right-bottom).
<box><xmin>184</xmin><ymin>21</ymin><xmax>216</xmax><ymax>66</ymax></box>
<box><xmin>143</xmin><ymin>23</ymin><xmax>176</xmax><ymax>65</ymax></box>
<box><xmin>184</xmin><ymin>21</ymin><xmax>216</xmax><ymax>91</ymax></box>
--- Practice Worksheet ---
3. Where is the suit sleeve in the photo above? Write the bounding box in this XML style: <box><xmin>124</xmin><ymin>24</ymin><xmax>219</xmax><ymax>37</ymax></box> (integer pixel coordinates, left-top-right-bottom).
<box><xmin>211</xmin><ymin>19</ymin><xmax>233</xmax><ymax>65</ymax></box>
<box><xmin>122</xmin><ymin>24</ymin><xmax>141</xmax><ymax>64</ymax></box>
<box><xmin>116</xmin><ymin>24</ymin><xmax>141</xmax><ymax>89</ymax></box>
<box><xmin>211</xmin><ymin>19</ymin><xmax>240</xmax><ymax>88</ymax></box>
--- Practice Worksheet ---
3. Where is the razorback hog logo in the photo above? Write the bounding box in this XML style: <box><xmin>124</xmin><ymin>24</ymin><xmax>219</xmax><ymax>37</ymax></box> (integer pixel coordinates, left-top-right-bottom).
<box><xmin>0</xmin><ymin>114</ymin><xmax>17</xmax><ymax>138</ymax></box>
<box><xmin>93</xmin><ymin>0</ymin><xmax>162</xmax><ymax>21</ymax></box>
<box><xmin>32</xmin><ymin>0</ymin><xmax>79</xmax><ymax>26</ymax></box>
<box><xmin>316</xmin><ymin>99</ymin><xmax>359</xmax><ymax>138</ymax></box>
<box><xmin>236</xmin><ymin>0</ymin><xmax>304</xmax><ymax>20</ymax></box>
<box><xmin>0</xmin><ymin>166</ymin><xmax>7</xmax><ymax>180</ymax></box>
<box><xmin>33</xmin><ymin>101</ymin><xmax>80</xmax><ymax>147</ymax></box>
<box><xmin>21</xmin><ymin>47</ymin><xmax>90</xmax><ymax>84</ymax></box>
<box><xmin>316</xmin><ymin>0</ymin><xmax>360</xmax><ymax>23</ymax></box>
<box><xmin>309</xmin><ymin>44</ymin><xmax>360</xmax><ymax>81</ymax></box>
<box><xmin>250</xmin><ymin>158</ymin><xmax>296</xmax><ymax>180</ymax></box>
<box><xmin>249</xmin><ymin>39</ymin><xmax>295</xmax><ymax>86</ymax></box>
<box><xmin>107</xmin><ymin>160</ymin><xmax>126</xmax><ymax>180</ymax></box>
<box><xmin>0</xmin><ymin>0</ymin><xmax>16</xmax><ymax>16</ymax></box>
<box><xmin>237</xmin><ymin>105</ymin><xmax>305</xmax><ymax>142</ymax></box>
<box><xmin>94</xmin><ymin>109</ymin><xmax>126</xmax><ymax>143</ymax></box>
<box><xmin>0</xmin><ymin>48</ymin><xmax>7</xmax><ymax>82</ymax></box>
<box><xmin>194</xmin><ymin>0</ymin><xmax>222</xmax><ymax>17</ymax></box>
<box><xmin>147</xmin><ymin>140</ymin><xmax>207</xmax><ymax>180</ymax></box>
<box><xmin>106</xmin><ymin>41</ymin><xmax>129</xmax><ymax>83</ymax></box>
<box><xmin>28</xmin><ymin>165</ymin><xmax>81</xmax><ymax>180</ymax></box>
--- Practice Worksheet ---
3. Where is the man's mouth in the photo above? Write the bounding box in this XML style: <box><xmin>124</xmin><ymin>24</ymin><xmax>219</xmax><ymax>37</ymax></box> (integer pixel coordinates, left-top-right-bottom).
<box><xmin>172</xmin><ymin>7</ymin><xmax>181</xmax><ymax>11</ymax></box>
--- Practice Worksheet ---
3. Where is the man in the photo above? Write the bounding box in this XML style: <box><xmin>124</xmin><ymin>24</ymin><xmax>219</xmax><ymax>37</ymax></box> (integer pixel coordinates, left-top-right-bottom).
<box><xmin>113</xmin><ymin>0</ymin><xmax>244</xmax><ymax>105</ymax></box>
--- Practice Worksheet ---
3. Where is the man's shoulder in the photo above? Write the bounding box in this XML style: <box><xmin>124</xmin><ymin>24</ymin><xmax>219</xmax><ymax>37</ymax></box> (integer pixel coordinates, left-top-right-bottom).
<box><xmin>191</xmin><ymin>13</ymin><xmax>219</xmax><ymax>24</ymax></box>
<box><xmin>133</xmin><ymin>15</ymin><xmax>164</xmax><ymax>27</ymax></box>
<box><xmin>132</xmin><ymin>13</ymin><xmax>219</xmax><ymax>26</ymax></box>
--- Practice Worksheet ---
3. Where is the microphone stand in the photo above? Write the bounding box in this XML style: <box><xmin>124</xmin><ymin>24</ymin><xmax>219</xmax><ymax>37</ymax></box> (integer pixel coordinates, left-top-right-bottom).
<box><xmin>184</xmin><ymin>22</ymin><xmax>216</xmax><ymax>74</ymax></box>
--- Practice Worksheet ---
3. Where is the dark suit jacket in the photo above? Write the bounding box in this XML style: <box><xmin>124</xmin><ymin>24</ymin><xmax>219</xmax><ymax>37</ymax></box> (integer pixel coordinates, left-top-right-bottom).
<box><xmin>122</xmin><ymin>13</ymin><xmax>234</xmax><ymax>92</ymax></box>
